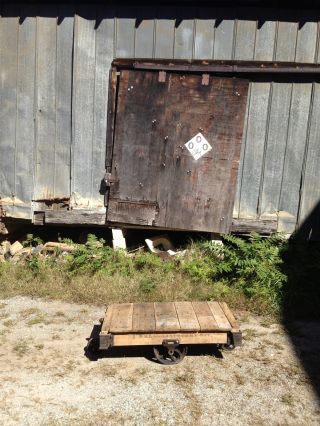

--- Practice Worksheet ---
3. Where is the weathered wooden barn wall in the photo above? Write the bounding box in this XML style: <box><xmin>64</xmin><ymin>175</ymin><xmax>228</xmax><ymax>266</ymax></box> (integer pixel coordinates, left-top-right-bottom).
<box><xmin>1</xmin><ymin>4</ymin><xmax>320</xmax><ymax>237</ymax></box>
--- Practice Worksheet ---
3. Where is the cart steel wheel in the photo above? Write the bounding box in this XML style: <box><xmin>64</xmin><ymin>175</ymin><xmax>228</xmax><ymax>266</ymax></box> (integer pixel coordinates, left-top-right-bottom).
<box><xmin>153</xmin><ymin>345</ymin><xmax>187</xmax><ymax>365</ymax></box>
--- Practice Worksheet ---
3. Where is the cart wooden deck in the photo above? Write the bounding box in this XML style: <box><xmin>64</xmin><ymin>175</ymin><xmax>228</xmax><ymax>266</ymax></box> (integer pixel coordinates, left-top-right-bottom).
<box><xmin>99</xmin><ymin>301</ymin><xmax>241</xmax><ymax>349</ymax></box>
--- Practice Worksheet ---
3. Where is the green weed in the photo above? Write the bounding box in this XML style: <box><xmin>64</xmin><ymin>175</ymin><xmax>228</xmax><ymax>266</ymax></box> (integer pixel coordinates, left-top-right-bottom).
<box><xmin>0</xmin><ymin>232</ymin><xmax>319</xmax><ymax>317</ymax></box>
<box><xmin>23</xmin><ymin>233</ymin><xmax>43</xmax><ymax>247</ymax></box>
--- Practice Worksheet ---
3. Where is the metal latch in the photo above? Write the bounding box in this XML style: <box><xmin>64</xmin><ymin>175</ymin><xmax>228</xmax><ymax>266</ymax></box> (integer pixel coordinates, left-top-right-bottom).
<box><xmin>104</xmin><ymin>172</ymin><xmax>117</xmax><ymax>187</ymax></box>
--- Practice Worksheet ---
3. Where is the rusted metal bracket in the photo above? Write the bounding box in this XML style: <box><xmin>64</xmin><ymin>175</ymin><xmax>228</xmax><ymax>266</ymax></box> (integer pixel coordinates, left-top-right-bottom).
<box><xmin>162</xmin><ymin>339</ymin><xmax>180</xmax><ymax>349</ymax></box>
<box><xmin>229</xmin><ymin>331</ymin><xmax>242</xmax><ymax>347</ymax></box>
<box><xmin>158</xmin><ymin>70</ymin><xmax>166</xmax><ymax>83</ymax></box>
<box><xmin>202</xmin><ymin>73</ymin><xmax>210</xmax><ymax>85</ymax></box>
<box><xmin>99</xmin><ymin>333</ymin><xmax>113</xmax><ymax>350</ymax></box>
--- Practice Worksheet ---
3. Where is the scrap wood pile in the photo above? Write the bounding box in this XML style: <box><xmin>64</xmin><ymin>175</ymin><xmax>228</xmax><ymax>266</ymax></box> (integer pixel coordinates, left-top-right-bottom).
<box><xmin>0</xmin><ymin>234</ymin><xmax>192</xmax><ymax>264</ymax></box>
<box><xmin>0</xmin><ymin>240</ymin><xmax>75</xmax><ymax>263</ymax></box>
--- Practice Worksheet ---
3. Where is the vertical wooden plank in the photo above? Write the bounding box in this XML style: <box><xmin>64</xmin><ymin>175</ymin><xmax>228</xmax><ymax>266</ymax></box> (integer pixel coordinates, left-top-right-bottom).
<box><xmin>298</xmin><ymin>83</ymin><xmax>320</xmax><ymax>239</ymax></box>
<box><xmin>101</xmin><ymin>305</ymin><xmax>114</xmax><ymax>332</ymax></box>
<box><xmin>317</xmin><ymin>25</ymin><xmax>320</xmax><ymax>64</ymax></box>
<box><xmin>192</xmin><ymin>302</ymin><xmax>218</xmax><ymax>331</ymax></box>
<box><xmin>233</xmin><ymin>84</ymin><xmax>250</xmax><ymax>218</ymax></box>
<box><xmin>34</xmin><ymin>10</ymin><xmax>57</xmax><ymax>200</ymax></box>
<box><xmin>105</xmin><ymin>66</ymin><xmax>117</xmax><ymax>171</ymax></box>
<box><xmin>238</xmin><ymin>13</ymin><xmax>276</xmax><ymax>219</ymax></box>
<box><xmin>254</xmin><ymin>19</ymin><xmax>276</xmax><ymax>60</ymax></box>
<box><xmin>135</xmin><ymin>8</ymin><xmax>155</xmax><ymax>58</ymax></box>
<box><xmin>132</xmin><ymin>303</ymin><xmax>156</xmax><ymax>332</ymax></box>
<box><xmin>233</xmin><ymin>16</ymin><xmax>256</xmax><ymax>217</ymax></box>
<box><xmin>154</xmin><ymin>17</ymin><xmax>175</xmax><ymax>59</ymax></box>
<box><xmin>275</xmin><ymin>21</ymin><xmax>298</xmax><ymax>61</ymax></box>
<box><xmin>109</xmin><ymin>303</ymin><xmax>133</xmax><ymax>333</ymax></box>
<box><xmin>154</xmin><ymin>302</ymin><xmax>180</xmax><ymax>332</ymax></box>
<box><xmin>234</xmin><ymin>19</ymin><xmax>257</xmax><ymax>60</ymax></box>
<box><xmin>213</xmin><ymin>8</ymin><xmax>235</xmax><ymax>60</ymax></box>
<box><xmin>0</xmin><ymin>10</ymin><xmax>19</xmax><ymax>200</ymax></box>
<box><xmin>174</xmin><ymin>302</ymin><xmax>200</xmax><ymax>331</ymax></box>
<box><xmin>72</xmin><ymin>10</ymin><xmax>96</xmax><ymax>207</ymax></box>
<box><xmin>116</xmin><ymin>20</ymin><xmax>135</xmax><ymax>58</ymax></box>
<box><xmin>239</xmin><ymin>83</ymin><xmax>271</xmax><ymax>218</ymax></box>
<box><xmin>295</xmin><ymin>21</ymin><xmax>318</xmax><ymax>63</ymax></box>
<box><xmin>194</xmin><ymin>15</ymin><xmax>215</xmax><ymax>60</ymax></box>
<box><xmin>278</xmin><ymin>84</ymin><xmax>313</xmax><ymax>233</ymax></box>
<box><xmin>91</xmin><ymin>10</ymin><xmax>115</xmax><ymax>207</ymax></box>
<box><xmin>233</xmin><ymin>14</ymin><xmax>257</xmax><ymax>217</ymax></box>
<box><xmin>174</xmin><ymin>18</ymin><xmax>195</xmax><ymax>59</ymax></box>
<box><xmin>207</xmin><ymin>301</ymin><xmax>231</xmax><ymax>329</ymax></box>
<box><xmin>54</xmin><ymin>5</ymin><xmax>74</xmax><ymax>198</ymax></box>
<box><xmin>15</xmin><ymin>8</ymin><xmax>36</xmax><ymax>211</ymax></box>
<box><xmin>260</xmin><ymin>83</ymin><xmax>293</xmax><ymax>217</ymax></box>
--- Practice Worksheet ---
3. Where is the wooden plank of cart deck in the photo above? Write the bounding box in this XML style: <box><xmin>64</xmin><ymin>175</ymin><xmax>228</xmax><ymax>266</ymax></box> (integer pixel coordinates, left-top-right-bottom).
<box><xmin>207</xmin><ymin>301</ymin><xmax>231</xmax><ymax>330</ymax></box>
<box><xmin>219</xmin><ymin>302</ymin><xmax>240</xmax><ymax>331</ymax></box>
<box><xmin>191</xmin><ymin>301</ymin><xmax>219</xmax><ymax>331</ymax></box>
<box><xmin>132</xmin><ymin>303</ymin><xmax>156</xmax><ymax>332</ymax></box>
<box><xmin>112</xmin><ymin>332</ymin><xmax>228</xmax><ymax>346</ymax></box>
<box><xmin>154</xmin><ymin>302</ymin><xmax>180</xmax><ymax>332</ymax></box>
<box><xmin>174</xmin><ymin>302</ymin><xmax>200</xmax><ymax>331</ymax></box>
<box><xmin>101</xmin><ymin>304</ymin><xmax>114</xmax><ymax>332</ymax></box>
<box><xmin>109</xmin><ymin>303</ymin><xmax>133</xmax><ymax>333</ymax></box>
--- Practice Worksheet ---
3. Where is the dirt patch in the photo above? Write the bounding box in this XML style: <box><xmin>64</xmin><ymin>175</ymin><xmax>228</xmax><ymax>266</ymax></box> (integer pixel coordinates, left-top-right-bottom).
<box><xmin>0</xmin><ymin>297</ymin><xmax>319</xmax><ymax>425</ymax></box>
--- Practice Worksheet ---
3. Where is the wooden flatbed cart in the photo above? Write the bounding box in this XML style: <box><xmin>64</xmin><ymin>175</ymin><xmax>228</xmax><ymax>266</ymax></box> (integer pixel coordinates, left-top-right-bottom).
<box><xmin>95</xmin><ymin>302</ymin><xmax>241</xmax><ymax>365</ymax></box>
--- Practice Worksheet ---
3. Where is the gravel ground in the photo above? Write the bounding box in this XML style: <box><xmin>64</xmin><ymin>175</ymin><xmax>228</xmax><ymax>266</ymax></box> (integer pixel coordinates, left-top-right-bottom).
<box><xmin>0</xmin><ymin>296</ymin><xmax>319</xmax><ymax>425</ymax></box>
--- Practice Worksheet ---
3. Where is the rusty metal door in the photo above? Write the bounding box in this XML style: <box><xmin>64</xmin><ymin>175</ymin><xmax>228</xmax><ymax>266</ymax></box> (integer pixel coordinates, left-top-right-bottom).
<box><xmin>106</xmin><ymin>69</ymin><xmax>249</xmax><ymax>233</ymax></box>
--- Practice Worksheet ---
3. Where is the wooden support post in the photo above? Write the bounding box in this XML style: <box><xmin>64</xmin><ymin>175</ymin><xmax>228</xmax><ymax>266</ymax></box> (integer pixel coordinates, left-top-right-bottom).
<box><xmin>112</xmin><ymin>228</ymin><xmax>127</xmax><ymax>250</ymax></box>
<box><xmin>210</xmin><ymin>232</ymin><xmax>224</xmax><ymax>246</ymax></box>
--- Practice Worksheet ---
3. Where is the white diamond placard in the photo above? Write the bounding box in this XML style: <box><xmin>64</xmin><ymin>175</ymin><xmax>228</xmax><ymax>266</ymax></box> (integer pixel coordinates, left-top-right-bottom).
<box><xmin>185</xmin><ymin>132</ymin><xmax>212</xmax><ymax>160</ymax></box>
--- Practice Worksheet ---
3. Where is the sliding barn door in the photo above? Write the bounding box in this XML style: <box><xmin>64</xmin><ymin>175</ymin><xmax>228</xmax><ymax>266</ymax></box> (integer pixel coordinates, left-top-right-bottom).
<box><xmin>107</xmin><ymin>70</ymin><xmax>248</xmax><ymax>233</ymax></box>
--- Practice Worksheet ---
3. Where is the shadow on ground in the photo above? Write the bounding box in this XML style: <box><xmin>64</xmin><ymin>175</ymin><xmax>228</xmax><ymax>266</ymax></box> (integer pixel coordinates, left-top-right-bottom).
<box><xmin>281</xmin><ymin>203</ymin><xmax>320</xmax><ymax>400</ymax></box>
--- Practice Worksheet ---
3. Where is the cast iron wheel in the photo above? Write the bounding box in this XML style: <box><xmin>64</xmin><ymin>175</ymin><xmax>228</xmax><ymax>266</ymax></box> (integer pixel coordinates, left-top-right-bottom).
<box><xmin>153</xmin><ymin>345</ymin><xmax>187</xmax><ymax>365</ymax></box>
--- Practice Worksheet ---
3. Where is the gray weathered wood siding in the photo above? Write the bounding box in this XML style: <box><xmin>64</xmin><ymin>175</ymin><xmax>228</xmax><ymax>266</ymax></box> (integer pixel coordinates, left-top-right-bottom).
<box><xmin>1</xmin><ymin>5</ymin><xmax>320</xmax><ymax>237</ymax></box>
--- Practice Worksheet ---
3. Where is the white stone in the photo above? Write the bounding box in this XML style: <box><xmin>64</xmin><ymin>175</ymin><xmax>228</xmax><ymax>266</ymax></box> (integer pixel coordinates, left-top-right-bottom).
<box><xmin>9</xmin><ymin>241</ymin><xmax>23</xmax><ymax>256</ymax></box>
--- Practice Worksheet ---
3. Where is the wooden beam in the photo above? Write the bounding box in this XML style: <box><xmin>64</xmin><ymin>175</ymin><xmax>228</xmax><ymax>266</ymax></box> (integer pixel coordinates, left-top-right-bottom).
<box><xmin>113</xmin><ymin>59</ymin><xmax>320</xmax><ymax>74</ymax></box>
<box><xmin>231</xmin><ymin>218</ymin><xmax>277</xmax><ymax>235</ymax></box>
<box><xmin>33</xmin><ymin>212</ymin><xmax>45</xmax><ymax>226</ymax></box>
<box><xmin>103</xmin><ymin>332</ymin><xmax>228</xmax><ymax>346</ymax></box>
<box><xmin>45</xmin><ymin>210</ymin><xmax>106</xmax><ymax>225</ymax></box>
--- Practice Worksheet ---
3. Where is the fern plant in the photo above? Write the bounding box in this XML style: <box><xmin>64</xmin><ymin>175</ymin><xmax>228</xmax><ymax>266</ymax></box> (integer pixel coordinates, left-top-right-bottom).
<box><xmin>212</xmin><ymin>233</ymin><xmax>288</xmax><ymax>308</ymax></box>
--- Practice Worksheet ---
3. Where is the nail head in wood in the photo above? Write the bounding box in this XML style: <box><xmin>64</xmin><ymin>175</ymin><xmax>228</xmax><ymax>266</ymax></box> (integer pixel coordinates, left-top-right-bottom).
<box><xmin>202</xmin><ymin>73</ymin><xmax>210</xmax><ymax>86</ymax></box>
